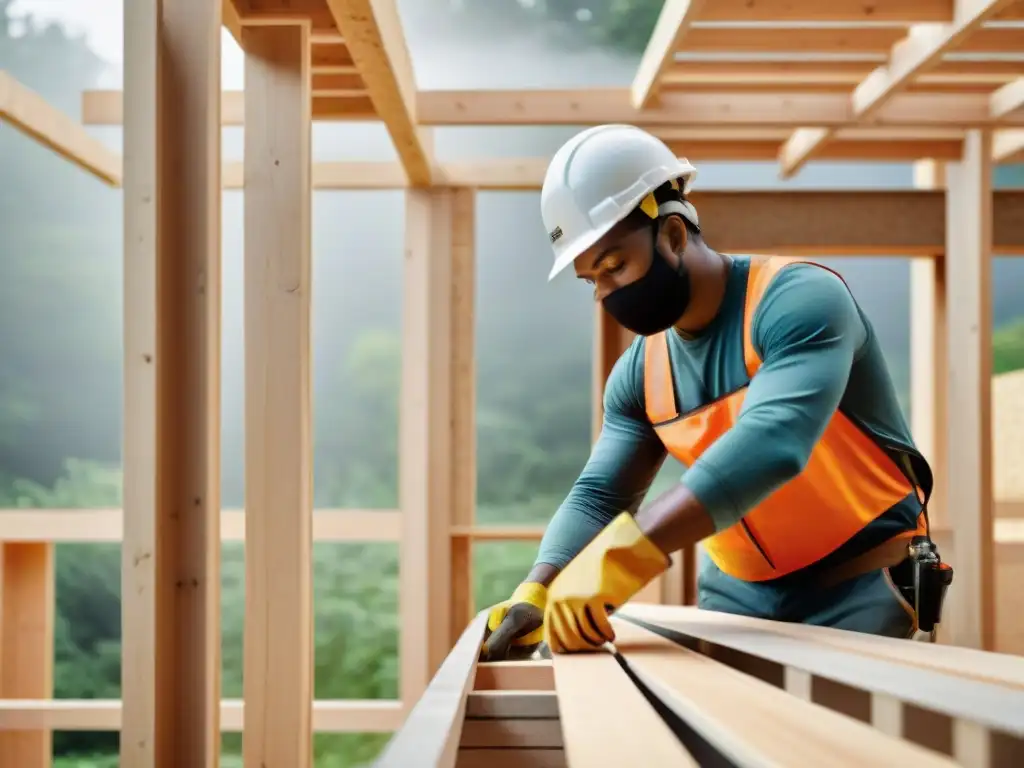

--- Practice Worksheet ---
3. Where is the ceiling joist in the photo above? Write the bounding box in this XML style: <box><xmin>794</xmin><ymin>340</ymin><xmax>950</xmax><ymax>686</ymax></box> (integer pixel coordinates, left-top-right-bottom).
<box><xmin>323</xmin><ymin>0</ymin><xmax>431</xmax><ymax>186</ymax></box>
<box><xmin>778</xmin><ymin>0</ymin><xmax>1022</xmax><ymax>176</ymax></box>
<box><xmin>631</xmin><ymin>0</ymin><xmax>707</xmax><ymax>109</ymax></box>
<box><xmin>0</xmin><ymin>71</ymin><xmax>120</xmax><ymax>186</ymax></box>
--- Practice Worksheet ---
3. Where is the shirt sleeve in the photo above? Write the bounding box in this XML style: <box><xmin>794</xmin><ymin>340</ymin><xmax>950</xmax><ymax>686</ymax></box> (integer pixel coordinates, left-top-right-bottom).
<box><xmin>680</xmin><ymin>263</ymin><xmax>868</xmax><ymax>531</ymax></box>
<box><xmin>533</xmin><ymin>339</ymin><xmax>668</xmax><ymax>570</ymax></box>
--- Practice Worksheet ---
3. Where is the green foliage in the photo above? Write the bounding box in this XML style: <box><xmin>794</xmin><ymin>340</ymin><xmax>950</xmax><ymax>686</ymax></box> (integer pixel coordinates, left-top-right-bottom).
<box><xmin>994</xmin><ymin>319</ymin><xmax>1024</xmax><ymax>375</ymax></box>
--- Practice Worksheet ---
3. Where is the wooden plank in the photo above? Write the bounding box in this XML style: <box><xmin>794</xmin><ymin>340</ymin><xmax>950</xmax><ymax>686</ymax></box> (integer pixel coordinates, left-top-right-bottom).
<box><xmin>375</xmin><ymin>613</ymin><xmax>487</xmax><ymax>768</ymax></box>
<box><xmin>618</xmin><ymin>607</ymin><xmax>1024</xmax><ymax>738</ymax></box>
<box><xmin>0</xmin><ymin>544</ymin><xmax>54</xmax><ymax>768</ymax></box>
<box><xmin>0</xmin><ymin>508</ymin><xmax>400</xmax><ymax>543</ymax></box>
<box><xmin>0</xmin><ymin>699</ymin><xmax>403</xmax><ymax>732</ymax></box>
<box><xmin>945</xmin><ymin>130</ymin><xmax>996</xmax><ymax>651</ymax></box>
<box><xmin>474</xmin><ymin>661</ymin><xmax>555</xmax><ymax>691</ymax></box>
<box><xmin>455</xmin><ymin>750</ymin><xmax>566</xmax><ymax>768</ymax></box>
<box><xmin>400</xmin><ymin>189</ymin><xmax>456</xmax><ymax>704</ymax></box>
<box><xmin>779</xmin><ymin>1</ymin><xmax>1019</xmax><ymax>175</ymax></box>
<box><xmin>416</xmin><ymin>89</ymin><xmax>1024</xmax><ymax>128</ymax></box>
<box><xmin>695</xmin><ymin>0</ymin><xmax>972</xmax><ymax>21</ymax></box>
<box><xmin>324</xmin><ymin>0</ymin><xmax>431</xmax><ymax>184</ymax></box>
<box><xmin>991</xmin><ymin>77</ymin><xmax>1024</xmax><ymax>119</ymax></box>
<box><xmin>910</xmin><ymin>160</ymin><xmax>949</xmax><ymax>529</ymax></box>
<box><xmin>241</xmin><ymin>22</ymin><xmax>314</xmax><ymax>768</ymax></box>
<box><xmin>0</xmin><ymin>71</ymin><xmax>120</xmax><ymax>185</ymax></box>
<box><xmin>459</xmin><ymin>719</ymin><xmax>563</xmax><ymax>748</ymax></box>
<box><xmin>449</xmin><ymin>189</ymin><xmax>477</xmax><ymax>648</ymax></box>
<box><xmin>612</xmin><ymin>618</ymin><xmax>960</xmax><ymax>766</ymax></box>
<box><xmin>551</xmin><ymin>645</ymin><xmax>697</xmax><ymax>765</ymax></box>
<box><xmin>994</xmin><ymin>129</ymin><xmax>1024</xmax><ymax>162</ymax></box>
<box><xmin>464</xmin><ymin>692</ymin><xmax>560</xmax><ymax>720</ymax></box>
<box><xmin>120</xmin><ymin>0</ymin><xmax>223</xmax><ymax>764</ymax></box>
<box><xmin>631</xmin><ymin>0</ymin><xmax>707</xmax><ymax>109</ymax></box>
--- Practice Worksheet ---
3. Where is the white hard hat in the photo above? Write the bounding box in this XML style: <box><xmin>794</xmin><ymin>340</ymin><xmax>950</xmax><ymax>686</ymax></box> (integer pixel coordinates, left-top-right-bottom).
<box><xmin>541</xmin><ymin>124</ymin><xmax>698</xmax><ymax>281</ymax></box>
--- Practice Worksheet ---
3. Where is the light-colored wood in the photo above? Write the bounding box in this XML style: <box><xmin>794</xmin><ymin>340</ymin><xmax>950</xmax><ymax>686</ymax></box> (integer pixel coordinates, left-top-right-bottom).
<box><xmin>376</xmin><ymin>613</ymin><xmax>487</xmax><ymax>768</ymax></box>
<box><xmin>994</xmin><ymin>129</ymin><xmax>1024</xmax><ymax>162</ymax></box>
<box><xmin>416</xmin><ymin>89</ymin><xmax>1024</xmax><ymax>128</ymax></box>
<box><xmin>0</xmin><ymin>544</ymin><xmax>54</xmax><ymax>768</ymax></box>
<box><xmin>991</xmin><ymin>77</ymin><xmax>1024</xmax><ymax>119</ymax></box>
<box><xmin>612</xmin><ymin>618</ymin><xmax>959</xmax><ymax>766</ymax></box>
<box><xmin>241</xmin><ymin>22</ymin><xmax>314</xmax><ymax>768</ymax></box>
<box><xmin>871</xmin><ymin>694</ymin><xmax>904</xmax><ymax>738</ymax></box>
<box><xmin>994</xmin><ymin>371</ymin><xmax>1024</xmax><ymax>503</ymax></box>
<box><xmin>400</xmin><ymin>189</ymin><xmax>456</xmax><ymax>705</ymax></box>
<box><xmin>0</xmin><ymin>71</ymin><xmax>120</xmax><ymax>185</ymax></box>
<box><xmin>0</xmin><ymin>508</ymin><xmax>401</xmax><ymax>543</ymax></box>
<box><xmin>449</xmin><ymin>189</ymin><xmax>477</xmax><ymax>648</ymax></box>
<box><xmin>0</xmin><ymin>699</ymin><xmax>403</xmax><ymax>732</ymax></box>
<box><xmin>779</xmin><ymin>0</ymin><xmax>1019</xmax><ymax>175</ymax></box>
<box><xmin>911</xmin><ymin>160</ymin><xmax>949</xmax><ymax>529</ymax></box>
<box><xmin>324</xmin><ymin>0</ymin><xmax>431</xmax><ymax>185</ymax></box>
<box><xmin>464</xmin><ymin>691</ymin><xmax>559</xmax><ymax>720</ymax></box>
<box><xmin>459</xmin><ymin>719</ymin><xmax>563</xmax><ymax>748</ymax></box>
<box><xmin>551</xmin><ymin>646</ymin><xmax>697</xmax><ymax>765</ymax></box>
<box><xmin>632</xmin><ymin>0</ymin><xmax>707</xmax><ymax>109</ymax></box>
<box><xmin>474</xmin><ymin>661</ymin><xmax>555</xmax><ymax>691</ymax></box>
<box><xmin>698</xmin><ymin>0</ymin><xmax>1024</xmax><ymax>21</ymax></box>
<box><xmin>121</xmin><ymin>0</ymin><xmax>223</xmax><ymax>764</ymax></box>
<box><xmin>945</xmin><ymin>129</ymin><xmax>996</xmax><ymax>651</ymax></box>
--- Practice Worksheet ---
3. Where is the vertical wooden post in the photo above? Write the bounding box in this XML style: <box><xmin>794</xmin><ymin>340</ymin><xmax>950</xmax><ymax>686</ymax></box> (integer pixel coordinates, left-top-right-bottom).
<box><xmin>944</xmin><ymin>130</ymin><xmax>996</xmax><ymax>650</ymax></box>
<box><xmin>0</xmin><ymin>543</ymin><xmax>54</xmax><ymax>767</ymax></box>
<box><xmin>911</xmin><ymin>161</ymin><xmax>949</xmax><ymax>531</ymax></box>
<box><xmin>400</xmin><ymin>189</ymin><xmax>455</xmax><ymax>703</ymax></box>
<box><xmin>241</xmin><ymin>22</ymin><xmax>314</xmax><ymax>768</ymax></box>
<box><xmin>449</xmin><ymin>189</ymin><xmax>477</xmax><ymax>648</ymax></box>
<box><xmin>121</xmin><ymin>0</ymin><xmax>223</xmax><ymax>765</ymax></box>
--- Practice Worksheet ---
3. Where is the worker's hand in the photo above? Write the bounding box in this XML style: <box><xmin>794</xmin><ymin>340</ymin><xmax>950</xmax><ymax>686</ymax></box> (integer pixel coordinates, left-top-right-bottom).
<box><xmin>481</xmin><ymin>582</ymin><xmax>548</xmax><ymax>661</ymax></box>
<box><xmin>544</xmin><ymin>512</ymin><xmax>670</xmax><ymax>654</ymax></box>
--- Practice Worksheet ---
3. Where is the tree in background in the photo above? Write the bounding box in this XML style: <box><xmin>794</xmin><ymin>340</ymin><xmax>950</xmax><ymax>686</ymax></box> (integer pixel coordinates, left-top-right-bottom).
<box><xmin>994</xmin><ymin>319</ymin><xmax>1024</xmax><ymax>375</ymax></box>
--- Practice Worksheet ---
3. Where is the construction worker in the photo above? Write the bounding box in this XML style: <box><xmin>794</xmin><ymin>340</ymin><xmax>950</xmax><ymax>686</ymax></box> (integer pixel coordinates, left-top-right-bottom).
<box><xmin>483</xmin><ymin>124</ymin><xmax>948</xmax><ymax>660</ymax></box>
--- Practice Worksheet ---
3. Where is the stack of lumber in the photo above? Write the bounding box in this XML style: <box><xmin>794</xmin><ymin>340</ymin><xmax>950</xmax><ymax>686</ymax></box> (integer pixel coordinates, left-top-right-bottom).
<box><xmin>373</xmin><ymin>605</ymin><xmax>1024</xmax><ymax>767</ymax></box>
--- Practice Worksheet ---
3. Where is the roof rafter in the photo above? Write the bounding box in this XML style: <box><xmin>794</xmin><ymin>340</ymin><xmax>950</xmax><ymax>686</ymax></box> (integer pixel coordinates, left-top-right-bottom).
<box><xmin>0</xmin><ymin>70</ymin><xmax>120</xmax><ymax>186</ymax></box>
<box><xmin>993</xmin><ymin>129</ymin><xmax>1024</xmax><ymax>163</ymax></box>
<box><xmin>631</xmin><ymin>0</ymin><xmax>707</xmax><ymax>109</ymax></box>
<box><xmin>991</xmin><ymin>77</ymin><xmax>1024</xmax><ymax>119</ymax></box>
<box><xmin>778</xmin><ymin>0</ymin><xmax>1021</xmax><ymax>177</ymax></box>
<box><xmin>323</xmin><ymin>0</ymin><xmax>431</xmax><ymax>186</ymax></box>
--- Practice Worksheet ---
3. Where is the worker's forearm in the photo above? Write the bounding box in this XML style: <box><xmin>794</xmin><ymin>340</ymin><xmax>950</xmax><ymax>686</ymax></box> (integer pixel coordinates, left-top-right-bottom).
<box><xmin>635</xmin><ymin>482</ymin><xmax>716</xmax><ymax>556</ymax></box>
<box><xmin>524</xmin><ymin>562</ymin><xmax>560</xmax><ymax>587</ymax></box>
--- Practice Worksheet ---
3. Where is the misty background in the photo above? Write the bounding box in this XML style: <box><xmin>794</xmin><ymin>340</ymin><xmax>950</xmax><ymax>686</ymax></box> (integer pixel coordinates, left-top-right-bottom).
<box><xmin>2</xmin><ymin>0</ymin><xmax>1023</xmax><ymax>765</ymax></box>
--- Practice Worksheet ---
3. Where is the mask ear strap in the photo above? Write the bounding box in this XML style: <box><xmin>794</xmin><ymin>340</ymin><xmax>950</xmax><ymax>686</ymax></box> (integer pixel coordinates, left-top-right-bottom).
<box><xmin>657</xmin><ymin>199</ymin><xmax>700</xmax><ymax>231</ymax></box>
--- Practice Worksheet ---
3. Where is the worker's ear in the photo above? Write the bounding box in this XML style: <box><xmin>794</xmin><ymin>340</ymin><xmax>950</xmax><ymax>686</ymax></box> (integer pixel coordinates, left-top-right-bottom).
<box><xmin>659</xmin><ymin>214</ymin><xmax>688</xmax><ymax>264</ymax></box>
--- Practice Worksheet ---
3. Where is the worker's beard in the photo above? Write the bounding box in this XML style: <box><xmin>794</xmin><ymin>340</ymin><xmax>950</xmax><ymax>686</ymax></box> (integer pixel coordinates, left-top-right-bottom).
<box><xmin>602</xmin><ymin>243</ymin><xmax>691</xmax><ymax>337</ymax></box>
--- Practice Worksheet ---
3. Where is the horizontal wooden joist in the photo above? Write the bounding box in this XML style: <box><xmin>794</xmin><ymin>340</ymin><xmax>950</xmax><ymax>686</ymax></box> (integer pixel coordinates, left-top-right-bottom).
<box><xmin>0</xmin><ymin>698</ymin><xmax>402</xmax><ymax>733</ymax></box>
<box><xmin>693</xmin><ymin>0</ymin><xmax>1024</xmax><ymax>22</ymax></box>
<box><xmin>415</xmin><ymin>89</ymin><xmax>1024</xmax><ymax>128</ymax></box>
<box><xmin>0</xmin><ymin>71</ymin><xmax>120</xmax><ymax>185</ymax></box>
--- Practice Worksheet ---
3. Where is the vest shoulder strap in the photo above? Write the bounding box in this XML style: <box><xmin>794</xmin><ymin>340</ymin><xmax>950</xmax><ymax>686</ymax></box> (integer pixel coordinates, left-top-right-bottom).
<box><xmin>643</xmin><ymin>332</ymin><xmax>678</xmax><ymax>423</ymax></box>
<box><xmin>742</xmin><ymin>256</ymin><xmax>851</xmax><ymax>378</ymax></box>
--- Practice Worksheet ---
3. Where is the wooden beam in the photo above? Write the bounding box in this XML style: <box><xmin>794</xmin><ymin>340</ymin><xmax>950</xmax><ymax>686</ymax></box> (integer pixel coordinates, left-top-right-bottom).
<box><xmin>698</xmin><ymin>0</ymin><xmax>1016</xmax><ymax>22</ymax></box>
<box><xmin>323</xmin><ymin>0</ymin><xmax>431</xmax><ymax>185</ymax></box>
<box><xmin>0</xmin><ymin>509</ymin><xmax>401</xmax><ymax>543</ymax></box>
<box><xmin>0</xmin><ymin>71</ymin><xmax>120</xmax><ymax>185</ymax></box>
<box><xmin>376</xmin><ymin>613</ymin><xmax>486</xmax><ymax>767</ymax></box>
<box><xmin>631</xmin><ymin>0</ymin><xmax>706</xmax><ymax>109</ymax></box>
<box><xmin>0</xmin><ymin>544</ymin><xmax>54</xmax><ymax>768</ymax></box>
<box><xmin>991</xmin><ymin>77</ymin><xmax>1024</xmax><ymax>119</ymax></box>
<box><xmin>779</xmin><ymin>1</ymin><xmax>1019</xmax><ymax>176</ymax></box>
<box><xmin>400</xmin><ymin>188</ymin><xmax>456</xmax><ymax>704</ymax></box>
<box><xmin>415</xmin><ymin>89</ymin><xmax>1024</xmax><ymax>128</ymax></box>
<box><xmin>945</xmin><ymin>130</ymin><xmax>996</xmax><ymax>651</ymax></box>
<box><xmin>993</xmin><ymin>129</ymin><xmax>1024</xmax><ymax>162</ymax></box>
<box><xmin>448</xmin><ymin>189</ymin><xmax>477</xmax><ymax>648</ymax></box>
<box><xmin>120</xmin><ymin>0</ymin><xmax>223</xmax><ymax>764</ymax></box>
<box><xmin>910</xmin><ymin>161</ymin><xmax>949</xmax><ymax>532</ymax></box>
<box><xmin>0</xmin><ymin>699</ymin><xmax>403</xmax><ymax>733</ymax></box>
<box><xmin>241</xmin><ymin>21</ymin><xmax>314</xmax><ymax>768</ymax></box>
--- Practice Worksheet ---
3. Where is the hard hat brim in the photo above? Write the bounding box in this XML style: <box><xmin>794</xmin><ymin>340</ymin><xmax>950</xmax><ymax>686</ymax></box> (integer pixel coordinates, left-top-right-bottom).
<box><xmin>546</xmin><ymin>221</ymin><xmax>616</xmax><ymax>282</ymax></box>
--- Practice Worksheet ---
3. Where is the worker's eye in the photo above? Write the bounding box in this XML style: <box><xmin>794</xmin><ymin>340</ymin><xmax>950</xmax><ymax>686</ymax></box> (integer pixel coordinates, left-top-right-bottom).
<box><xmin>599</xmin><ymin>258</ymin><xmax>625</xmax><ymax>277</ymax></box>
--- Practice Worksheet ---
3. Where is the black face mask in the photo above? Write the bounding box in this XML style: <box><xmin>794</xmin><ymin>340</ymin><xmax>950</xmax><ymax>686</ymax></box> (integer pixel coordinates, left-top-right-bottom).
<box><xmin>601</xmin><ymin>227</ymin><xmax>691</xmax><ymax>336</ymax></box>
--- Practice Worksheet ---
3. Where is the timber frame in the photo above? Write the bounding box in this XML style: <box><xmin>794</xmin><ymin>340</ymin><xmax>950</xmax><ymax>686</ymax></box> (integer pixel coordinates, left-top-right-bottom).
<box><xmin>377</xmin><ymin>605</ymin><xmax>1024</xmax><ymax>767</ymax></box>
<box><xmin>0</xmin><ymin>0</ymin><xmax>1023</xmax><ymax>766</ymax></box>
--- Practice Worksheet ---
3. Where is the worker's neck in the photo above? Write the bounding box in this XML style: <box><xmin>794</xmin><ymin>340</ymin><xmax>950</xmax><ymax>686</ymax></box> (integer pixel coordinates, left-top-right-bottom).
<box><xmin>673</xmin><ymin>246</ymin><xmax>730</xmax><ymax>338</ymax></box>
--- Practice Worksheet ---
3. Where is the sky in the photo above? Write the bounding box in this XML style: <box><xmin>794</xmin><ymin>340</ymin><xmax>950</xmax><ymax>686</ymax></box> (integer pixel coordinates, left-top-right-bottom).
<box><xmin>11</xmin><ymin>0</ymin><xmax>247</xmax><ymax>87</ymax></box>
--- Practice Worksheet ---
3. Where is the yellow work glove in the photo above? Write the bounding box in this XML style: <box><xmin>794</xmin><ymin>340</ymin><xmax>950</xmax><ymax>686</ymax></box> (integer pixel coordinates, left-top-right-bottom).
<box><xmin>543</xmin><ymin>512</ymin><xmax>670</xmax><ymax>654</ymax></box>
<box><xmin>481</xmin><ymin>581</ymin><xmax>548</xmax><ymax>661</ymax></box>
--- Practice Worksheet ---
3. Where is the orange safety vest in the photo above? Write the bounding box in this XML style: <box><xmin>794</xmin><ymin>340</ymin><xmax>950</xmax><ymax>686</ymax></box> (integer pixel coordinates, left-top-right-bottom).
<box><xmin>644</xmin><ymin>257</ymin><xmax>928</xmax><ymax>582</ymax></box>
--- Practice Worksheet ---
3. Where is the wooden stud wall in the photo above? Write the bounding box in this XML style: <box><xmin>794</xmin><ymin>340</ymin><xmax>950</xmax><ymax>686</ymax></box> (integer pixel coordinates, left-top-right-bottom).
<box><xmin>241</xmin><ymin>21</ymin><xmax>314</xmax><ymax>768</ymax></box>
